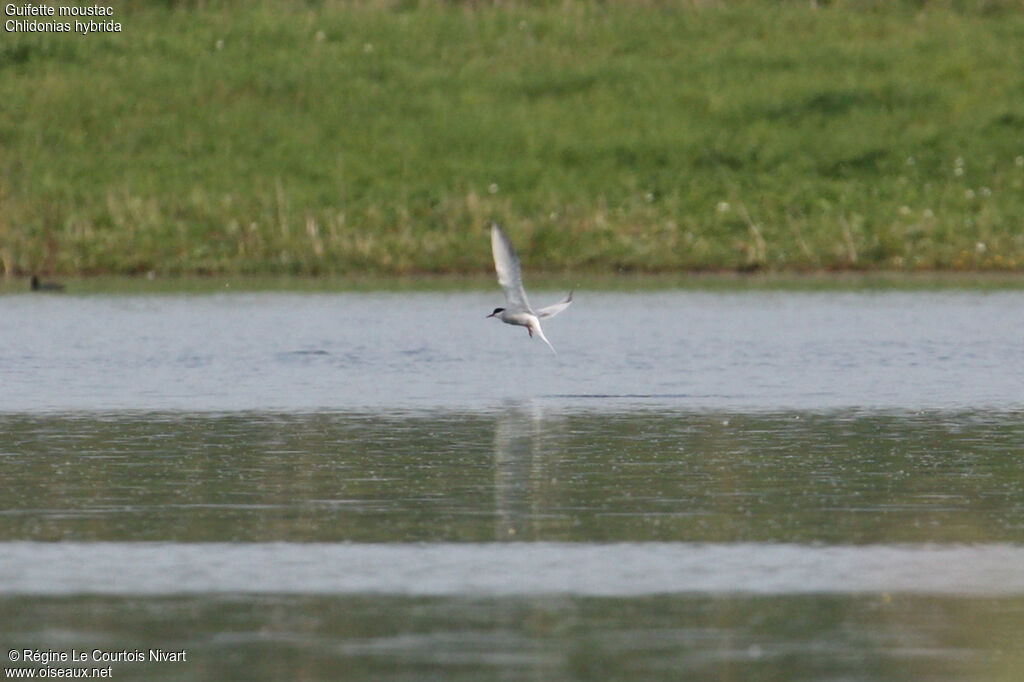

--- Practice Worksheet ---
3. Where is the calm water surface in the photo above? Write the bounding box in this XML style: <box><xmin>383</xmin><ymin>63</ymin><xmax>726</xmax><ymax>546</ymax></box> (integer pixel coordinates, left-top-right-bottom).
<box><xmin>2</xmin><ymin>291</ymin><xmax>1023</xmax><ymax>681</ymax></box>
<box><xmin>2</xmin><ymin>290</ymin><xmax>1023</xmax><ymax>411</ymax></box>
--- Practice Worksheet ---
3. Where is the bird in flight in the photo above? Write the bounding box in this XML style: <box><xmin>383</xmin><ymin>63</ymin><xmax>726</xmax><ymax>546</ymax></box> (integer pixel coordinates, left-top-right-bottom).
<box><xmin>486</xmin><ymin>222</ymin><xmax>573</xmax><ymax>354</ymax></box>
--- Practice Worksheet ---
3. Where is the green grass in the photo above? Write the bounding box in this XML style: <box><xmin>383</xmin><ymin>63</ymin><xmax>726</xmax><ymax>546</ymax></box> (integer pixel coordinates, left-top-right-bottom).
<box><xmin>2</xmin><ymin>0</ymin><xmax>1024</xmax><ymax>277</ymax></box>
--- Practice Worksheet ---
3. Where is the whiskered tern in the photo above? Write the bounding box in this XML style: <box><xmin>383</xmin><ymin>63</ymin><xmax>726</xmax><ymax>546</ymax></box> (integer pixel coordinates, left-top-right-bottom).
<box><xmin>486</xmin><ymin>223</ymin><xmax>573</xmax><ymax>354</ymax></box>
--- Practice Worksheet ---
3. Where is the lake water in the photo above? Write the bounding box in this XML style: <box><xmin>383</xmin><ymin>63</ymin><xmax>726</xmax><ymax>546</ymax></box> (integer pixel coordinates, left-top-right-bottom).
<box><xmin>3</xmin><ymin>290</ymin><xmax>1024</xmax><ymax>412</ymax></box>
<box><xmin>2</xmin><ymin>290</ymin><xmax>1023</xmax><ymax>681</ymax></box>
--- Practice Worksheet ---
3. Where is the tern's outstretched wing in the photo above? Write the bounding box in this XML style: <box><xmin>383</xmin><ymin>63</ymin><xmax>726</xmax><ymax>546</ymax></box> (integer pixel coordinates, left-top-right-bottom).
<box><xmin>491</xmin><ymin>223</ymin><xmax>531</xmax><ymax>313</ymax></box>
<box><xmin>536</xmin><ymin>291</ymin><xmax>573</xmax><ymax>319</ymax></box>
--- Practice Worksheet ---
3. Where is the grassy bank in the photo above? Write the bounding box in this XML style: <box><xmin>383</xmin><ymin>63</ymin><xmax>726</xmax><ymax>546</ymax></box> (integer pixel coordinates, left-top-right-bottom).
<box><xmin>8</xmin><ymin>270</ymin><xmax>1024</xmax><ymax>297</ymax></box>
<box><xmin>2</xmin><ymin>0</ymin><xmax>1024</xmax><ymax>277</ymax></box>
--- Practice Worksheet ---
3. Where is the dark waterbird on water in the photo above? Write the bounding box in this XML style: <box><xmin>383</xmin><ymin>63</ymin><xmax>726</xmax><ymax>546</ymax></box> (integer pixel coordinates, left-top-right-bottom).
<box><xmin>487</xmin><ymin>222</ymin><xmax>573</xmax><ymax>354</ymax></box>
<box><xmin>30</xmin><ymin>275</ymin><xmax>64</xmax><ymax>292</ymax></box>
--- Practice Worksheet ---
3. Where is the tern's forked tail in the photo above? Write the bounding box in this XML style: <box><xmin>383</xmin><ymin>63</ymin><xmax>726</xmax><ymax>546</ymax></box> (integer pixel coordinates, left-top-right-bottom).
<box><xmin>529</xmin><ymin>319</ymin><xmax>557</xmax><ymax>355</ymax></box>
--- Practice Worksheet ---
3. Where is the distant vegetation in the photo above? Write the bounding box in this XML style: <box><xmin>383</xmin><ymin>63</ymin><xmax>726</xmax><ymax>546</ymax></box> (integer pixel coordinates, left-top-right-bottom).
<box><xmin>2</xmin><ymin>0</ymin><xmax>1023</xmax><ymax>277</ymax></box>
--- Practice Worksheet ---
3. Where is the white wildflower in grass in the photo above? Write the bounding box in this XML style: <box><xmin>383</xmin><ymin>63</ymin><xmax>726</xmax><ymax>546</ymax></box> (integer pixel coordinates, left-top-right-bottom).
<box><xmin>363</xmin><ymin>43</ymin><xmax>373</xmax><ymax>53</ymax></box>
<box><xmin>315</xmin><ymin>31</ymin><xmax>326</xmax><ymax>42</ymax></box>
<box><xmin>955</xmin><ymin>167</ymin><xmax>965</xmax><ymax>177</ymax></box>
<box><xmin>955</xmin><ymin>156</ymin><xmax>965</xmax><ymax>168</ymax></box>
<box><xmin>645</xmin><ymin>192</ymin><xmax>655</xmax><ymax>203</ymax></box>
<box><xmin>906</xmin><ymin>156</ymin><xmax>916</xmax><ymax>166</ymax></box>
<box><xmin>965</xmin><ymin>189</ymin><xmax>976</xmax><ymax>200</ymax></box>
<box><xmin>215</xmin><ymin>39</ymin><xmax>224</xmax><ymax>50</ymax></box>
<box><xmin>716</xmin><ymin>201</ymin><xmax>730</xmax><ymax>213</ymax></box>
<box><xmin>488</xmin><ymin>183</ymin><xmax>499</xmax><ymax>195</ymax></box>
<box><xmin>898</xmin><ymin>206</ymin><xmax>911</xmax><ymax>216</ymax></box>
<box><xmin>1016</xmin><ymin>156</ymin><xmax>1024</xmax><ymax>167</ymax></box>
<box><xmin>923</xmin><ymin>209</ymin><xmax>934</xmax><ymax>219</ymax></box>
<box><xmin>976</xmin><ymin>242</ymin><xmax>987</xmax><ymax>254</ymax></box>
<box><xmin>981</xmin><ymin>187</ymin><xmax>992</xmax><ymax>197</ymax></box>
